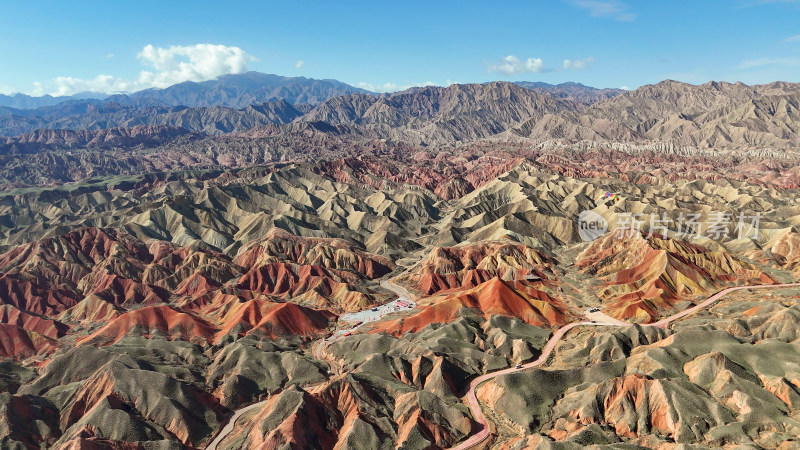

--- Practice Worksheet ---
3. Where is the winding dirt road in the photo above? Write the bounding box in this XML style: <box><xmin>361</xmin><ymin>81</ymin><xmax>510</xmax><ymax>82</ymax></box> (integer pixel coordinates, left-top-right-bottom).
<box><xmin>450</xmin><ymin>282</ymin><xmax>800</xmax><ymax>450</ymax></box>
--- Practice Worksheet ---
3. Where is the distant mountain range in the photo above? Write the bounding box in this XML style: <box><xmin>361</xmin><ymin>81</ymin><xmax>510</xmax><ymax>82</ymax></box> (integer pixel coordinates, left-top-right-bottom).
<box><xmin>2</xmin><ymin>73</ymin><xmax>800</xmax><ymax>155</ymax></box>
<box><xmin>0</xmin><ymin>72</ymin><xmax>370</xmax><ymax>110</ymax></box>
<box><xmin>106</xmin><ymin>72</ymin><xmax>372</xmax><ymax>108</ymax></box>
<box><xmin>0</xmin><ymin>74</ymin><xmax>626</xmax><ymax>138</ymax></box>
<box><xmin>0</xmin><ymin>99</ymin><xmax>306</xmax><ymax>137</ymax></box>
<box><xmin>0</xmin><ymin>91</ymin><xmax>107</xmax><ymax>109</ymax></box>
<box><xmin>511</xmin><ymin>81</ymin><xmax>625</xmax><ymax>104</ymax></box>
<box><xmin>0</xmin><ymin>74</ymin><xmax>624</xmax><ymax>111</ymax></box>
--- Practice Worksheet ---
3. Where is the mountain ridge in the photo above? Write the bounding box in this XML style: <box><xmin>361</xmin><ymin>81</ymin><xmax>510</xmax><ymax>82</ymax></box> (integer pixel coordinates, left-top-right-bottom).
<box><xmin>0</xmin><ymin>71</ymin><xmax>372</xmax><ymax>111</ymax></box>
<box><xmin>2</xmin><ymin>78</ymin><xmax>800</xmax><ymax>186</ymax></box>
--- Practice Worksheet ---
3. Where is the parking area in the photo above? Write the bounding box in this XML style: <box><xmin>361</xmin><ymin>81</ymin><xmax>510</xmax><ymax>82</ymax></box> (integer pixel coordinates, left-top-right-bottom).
<box><xmin>584</xmin><ymin>308</ymin><xmax>629</xmax><ymax>326</ymax></box>
<box><xmin>339</xmin><ymin>297</ymin><xmax>416</xmax><ymax>324</ymax></box>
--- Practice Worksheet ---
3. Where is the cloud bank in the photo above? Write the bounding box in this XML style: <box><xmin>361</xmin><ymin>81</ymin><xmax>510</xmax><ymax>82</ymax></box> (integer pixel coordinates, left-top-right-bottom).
<box><xmin>562</xmin><ymin>57</ymin><xmax>595</xmax><ymax>70</ymax></box>
<box><xmin>488</xmin><ymin>55</ymin><xmax>545</xmax><ymax>74</ymax></box>
<box><xmin>34</xmin><ymin>44</ymin><xmax>255</xmax><ymax>96</ymax></box>
<box><xmin>488</xmin><ymin>55</ymin><xmax>595</xmax><ymax>74</ymax></box>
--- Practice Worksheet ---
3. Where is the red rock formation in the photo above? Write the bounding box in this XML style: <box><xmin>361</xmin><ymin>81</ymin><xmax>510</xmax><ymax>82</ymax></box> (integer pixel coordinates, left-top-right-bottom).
<box><xmin>57</xmin><ymin>427</ymin><xmax>146</xmax><ymax>450</ymax></box>
<box><xmin>0</xmin><ymin>304</ymin><xmax>69</xmax><ymax>339</ymax></box>
<box><xmin>81</xmin><ymin>273</ymin><xmax>169</xmax><ymax>308</ymax></box>
<box><xmin>234</xmin><ymin>229</ymin><xmax>394</xmax><ymax>279</ymax></box>
<box><xmin>203</xmin><ymin>296</ymin><xmax>334</xmax><ymax>341</ymax></box>
<box><xmin>78</xmin><ymin>305</ymin><xmax>216</xmax><ymax>346</ymax></box>
<box><xmin>0</xmin><ymin>227</ymin><xmax>241</xmax><ymax>327</ymax></box>
<box><xmin>577</xmin><ymin>232</ymin><xmax>774</xmax><ymax>321</ymax></box>
<box><xmin>232</xmin><ymin>230</ymin><xmax>393</xmax><ymax>311</ymax></box>
<box><xmin>58</xmin><ymin>296</ymin><xmax>123</xmax><ymax>324</ymax></box>
<box><xmin>0</xmin><ymin>228</ymin><xmax>160</xmax><ymax>314</ymax></box>
<box><xmin>372</xmin><ymin>277</ymin><xmax>569</xmax><ymax>335</ymax></box>
<box><xmin>240</xmin><ymin>387</ymin><xmax>338</xmax><ymax>449</ymax></box>
<box><xmin>0</xmin><ymin>323</ymin><xmax>55</xmax><ymax>358</ymax></box>
<box><xmin>399</xmin><ymin>242</ymin><xmax>556</xmax><ymax>295</ymax></box>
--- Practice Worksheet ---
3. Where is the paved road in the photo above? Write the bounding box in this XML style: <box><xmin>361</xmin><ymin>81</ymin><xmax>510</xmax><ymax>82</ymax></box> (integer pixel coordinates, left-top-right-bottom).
<box><xmin>206</xmin><ymin>399</ymin><xmax>267</xmax><ymax>450</ymax></box>
<box><xmin>652</xmin><ymin>283</ymin><xmax>800</xmax><ymax>328</ymax></box>
<box><xmin>449</xmin><ymin>282</ymin><xmax>800</xmax><ymax>450</ymax></box>
<box><xmin>451</xmin><ymin>321</ymin><xmax>611</xmax><ymax>450</ymax></box>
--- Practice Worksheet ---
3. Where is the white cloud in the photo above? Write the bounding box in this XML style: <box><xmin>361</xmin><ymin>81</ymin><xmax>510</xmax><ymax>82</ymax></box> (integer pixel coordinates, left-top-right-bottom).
<box><xmin>568</xmin><ymin>0</ymin><xmax>636</xmax><ymax>21</ymax></box>
<box><xmin>35</xmin><ymin>43</ymin><xmax>255</xmax><ymax>96</ymax></box>
<box><xmin>31</xmin><ymin>82</ymin><xmax>45</xmax><ymax>96</ymax></box>
<box><xmin>135</xmin><ymin>44</ymin><xmax>253</xmax><ymax>87</ymax></box>
<box><xmin>784</xmin><ymin>34</ymin><xmax>800</xmax><ymax>42</ymax></box>
<box><xmin>49</xmin><ymin>75</ymin><xmax>126</xmax><ymax>96</ymax></box>
<box><xmin>295</xmin><ymin>60</ymin><xmax>305</xmax><ymax>69</ymax></box>
<box><xmin>739</xmin><ymin>57</ymin><xmax>800</xmax><ymax>69</ymax></box>
<box><xmin>0</xmin><ymin>83</ymin><xmax>13</xmax><ymax>95</ymax></box>
<box><xmin>106</xmin><ymin>53</ymin><xmax>115</xmax><ymax>59</ymax></box>
<box><xmin>357</xmin><ymin>82</ymin><xmax>396</xmax><ymax>92</ymax></box>
<box><xmin>487</xmin><ymin>55</ymin><xmax>596</xmax><ymax>75</ymax></box>
<box><xmin>562</xmin><ymin>57</ymin><xmax>595</xmax><ymax>70</ymax></box>
<box><xmin>356</xmin><ymin>81</ymin><xmax>438</xmax><ymax>93</ymax></box>
<box><xmin>488</xmin><ymin>55</ymin><xmax>545</xmax><ymax>74</ymax></box>
<box><xmin>619</xmin><ymin>85</ymin><xmax>631</xmax><ymax>90</ymax></box>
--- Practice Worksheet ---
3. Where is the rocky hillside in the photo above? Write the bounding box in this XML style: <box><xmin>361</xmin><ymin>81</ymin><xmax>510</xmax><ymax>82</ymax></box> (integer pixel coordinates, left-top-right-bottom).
<box><xmin>0</xmin><ymin>153</ymin><xmax>798</xmax><ymax>448</ymax></box>
<box><xmin>110</xmin><ymin>71</ymin><xmax>371</xmax><ymax>107</ymax></box>
<box><xmin>3</xmin><ymin>74</ymin><xmax>800</xmax><ymax>449</ymax></box>
<box><xmin>4</xmin><ymin>79</ymin><xmax>800</xmax><ymax>155</ymax></box>
<box><xmin>0</xmin><ymin>99</ymin><xmax>304</xmax><ymax>138</ymax></box>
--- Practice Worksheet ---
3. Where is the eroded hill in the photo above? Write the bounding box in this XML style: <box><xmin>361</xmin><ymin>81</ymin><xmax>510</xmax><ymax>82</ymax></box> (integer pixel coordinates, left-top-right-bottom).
<box><xmin>0</xmin><ymin>149</ymin><xmax>799</xmax><ymax>449</ymax></box>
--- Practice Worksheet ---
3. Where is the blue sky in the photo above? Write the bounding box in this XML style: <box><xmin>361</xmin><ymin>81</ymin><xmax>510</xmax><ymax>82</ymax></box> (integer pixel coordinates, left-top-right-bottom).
<box><xmin>1</xmin><ymin>0</ymin><xmax>799</xmax><ymax>96</ymax></box>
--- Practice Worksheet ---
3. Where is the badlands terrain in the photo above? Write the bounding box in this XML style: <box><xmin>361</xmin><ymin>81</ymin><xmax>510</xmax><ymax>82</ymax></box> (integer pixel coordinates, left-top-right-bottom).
<box><xmin>1</xmin><ymin>74</ymin><xmax>800</xmax><ymax>449</ymax></box>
